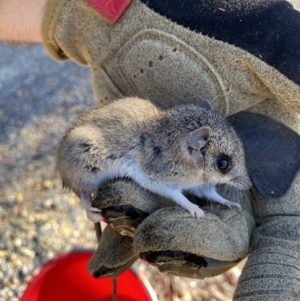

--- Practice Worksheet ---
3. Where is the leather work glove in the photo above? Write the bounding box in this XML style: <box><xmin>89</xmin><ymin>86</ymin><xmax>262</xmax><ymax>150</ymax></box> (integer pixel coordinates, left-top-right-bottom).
<box><xmin>42</xmin><ymin>0</ymin><xmax>300</xmax><ymax>299</ymax></box>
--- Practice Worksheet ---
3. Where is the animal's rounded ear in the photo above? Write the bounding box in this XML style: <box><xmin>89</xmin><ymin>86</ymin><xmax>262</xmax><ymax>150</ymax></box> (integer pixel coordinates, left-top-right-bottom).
<box><xmin>202</xmin><ymin>100</ymin><xmax>213</xmax><ymax>111</ymax></box>
<box><xmin>189</xmin><ymin>127</ymin><xmax>211</xmax><ymax>150</ymax></box>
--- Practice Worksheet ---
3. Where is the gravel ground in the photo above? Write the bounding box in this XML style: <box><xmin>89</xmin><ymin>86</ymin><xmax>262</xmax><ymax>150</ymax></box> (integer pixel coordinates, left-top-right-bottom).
<box><xmin>0</xmin><ymin>44</ymin><xmax>99</xmax><ymax>300</ymax></box>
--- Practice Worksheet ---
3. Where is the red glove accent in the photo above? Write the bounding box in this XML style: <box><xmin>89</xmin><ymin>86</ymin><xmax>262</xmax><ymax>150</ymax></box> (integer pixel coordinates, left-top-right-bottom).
<box><xmin>86</xmin><ymin>0</ymin><xmax>132</xmax><ymax>24</ymax></box>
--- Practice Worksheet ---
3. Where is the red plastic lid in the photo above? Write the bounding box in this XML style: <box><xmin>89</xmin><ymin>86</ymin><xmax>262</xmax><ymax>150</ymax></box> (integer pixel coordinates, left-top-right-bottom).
<box><xmin>20</xmin><ymin>251</ymin><xmax>154</xmax><ymax>301</ymax></box>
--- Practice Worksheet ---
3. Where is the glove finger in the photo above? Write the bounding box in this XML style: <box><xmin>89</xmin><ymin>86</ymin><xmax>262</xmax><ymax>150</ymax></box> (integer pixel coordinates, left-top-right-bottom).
<box><xmin>92</xmin><ymin>179</ymin><xmax>174</xmax><ymax>212</ymax></box>
<box><xmin>89</xmin><ymin>180</ymin><xmax>173</xmax><ymax>278</ymax></box>
<box><xmin>141</xmin><ymin>250</ymin><xmax>242</xmax><ymax>279</ymax></box>
<box><xmin>92</xmin><ymin>181</ymin><xmax>255</xmax><ymax>279</ymax></box>
<box><xmin>88</xmin><ymin>225</ymin><xmax>138</xmax><ymax>279</ymax></box>
<box><xmin>91</xmin><ymin>179</ymin><xmax>174</xmax><ymax>236</ymax></box>
<box><xmin>134</xmin><ymin>189</ymin><xmax>255</xmax><ymax>278</ymax></box>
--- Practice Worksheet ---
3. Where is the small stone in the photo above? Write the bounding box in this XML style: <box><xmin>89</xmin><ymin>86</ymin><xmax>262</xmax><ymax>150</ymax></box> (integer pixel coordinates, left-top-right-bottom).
<box><xmin>28</xmin><ymin>215</ymin><xmax>35</xmax><ymax>224</ymax></box>
<box><xmin>20</xmin><ymin>247</ymin><xmax>35</xmax><ymax>258</ymax></box>
<box><xmin>15</xmin><ymin>192</ymin><xmax>24</xmax><ymax>203</ymax></box>
<box><xmin>14</xmin><ymin>238</ymin><xmax>22</xmax><ymax>247</ymax></box>
<box><xmin>60</xmin><ymin>226</ymin><xmax>72</xmax><ymax>237</ymax></box>
<box><xmin>42</xmin><ymin>180</ymin><xmax>53</xmax><ymax>189</ymax></box>
<box><xmin>21</xmin><ymin>266</ymin><xmax>29</xmax><ymax>276</ymax></box>
<box><xmin>12</xmin><ymin>259</ymin><xmax>22</xmax><ymax>271</ymax></box>
<box><xmin>44</xmin><ymin>199</ymin><xmax>53</xmax><ymax>208</ymax></box>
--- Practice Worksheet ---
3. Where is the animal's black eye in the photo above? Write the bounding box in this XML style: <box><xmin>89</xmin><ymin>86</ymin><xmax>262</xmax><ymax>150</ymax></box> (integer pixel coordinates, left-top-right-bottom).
<box><xmin>216</xmin><ymin>156</ymin><xmax>231</xmax><ymax>173</ymax></box>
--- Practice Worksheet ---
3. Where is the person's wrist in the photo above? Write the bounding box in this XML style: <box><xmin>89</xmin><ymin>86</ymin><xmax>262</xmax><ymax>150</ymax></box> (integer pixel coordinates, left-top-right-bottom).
<box><xmin>0</xmin><ymin>0</ymin><xmax>48</xmax><ymax>42</ymax></box>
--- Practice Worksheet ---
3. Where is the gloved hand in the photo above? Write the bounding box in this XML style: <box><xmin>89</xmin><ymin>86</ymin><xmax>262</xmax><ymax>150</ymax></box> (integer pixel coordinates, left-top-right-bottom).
<box><xmin>88</xmin><ymin>180</ymin><xmax>255</xmax><ymax>279</ymax></box>
<box><xmin>42</xmin><ymin>0</ymin><xmax>300</xmax><ymax>299</ymax></box>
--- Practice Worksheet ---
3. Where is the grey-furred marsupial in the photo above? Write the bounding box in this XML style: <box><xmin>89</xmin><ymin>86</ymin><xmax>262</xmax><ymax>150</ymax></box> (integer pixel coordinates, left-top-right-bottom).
<box><xmin>57</xmin><ymin>97</ymin><xmax>251</xmax><ymax>223</ymax></box>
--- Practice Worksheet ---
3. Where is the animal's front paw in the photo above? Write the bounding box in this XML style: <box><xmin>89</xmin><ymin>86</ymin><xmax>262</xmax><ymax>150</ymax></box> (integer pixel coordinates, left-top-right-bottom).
<box><xmin>85</xmin><ymin>206</ymin><xmax>103</xmax><ymax>223</ymax></box>
<box><xmin>185</xmin><ymin>204</ymin><xmax>204</xmax><ymax>218</ymax></box>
